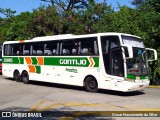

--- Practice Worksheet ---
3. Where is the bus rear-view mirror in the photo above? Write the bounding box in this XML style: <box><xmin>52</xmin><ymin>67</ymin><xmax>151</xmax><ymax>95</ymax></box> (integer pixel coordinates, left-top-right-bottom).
<box><xmin>146</xmin><ymin>48</ymin><xmax>157</xmax><ymax>62</ymax></box>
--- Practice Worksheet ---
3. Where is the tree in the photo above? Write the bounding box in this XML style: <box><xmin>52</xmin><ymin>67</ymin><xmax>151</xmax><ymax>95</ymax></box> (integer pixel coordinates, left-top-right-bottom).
<box><xmin>131</xmin><ymin>0</ymin><xmax>144</xmax><ymax>6</ymax></box>
<box><xmin>138</xmin><ymin>0</ymin><xmax>160</xmax><ymax>12</ymax></box>
<box><xmin>31</xmin><ymin>6</ymin><xmax>63</xmax><ymax>36</ymax></box>
<box><xmin>135</xmin><ymin>0</ymin><xmax>160</xmax><ymax>84</ymax></box>
<box><xmin>0</xmin><ymin>8</ymin><xmax>16</xmax><ymax>18</ymax></box>
<box><xmin>41</xmin><ymin>0</ymin><xmax>92</xmax><ymax>11</ymax></box>
<box><xmin>5</xmin><ymin>12</ymin><xmax>33</xmax><ymax>41</ymax></box>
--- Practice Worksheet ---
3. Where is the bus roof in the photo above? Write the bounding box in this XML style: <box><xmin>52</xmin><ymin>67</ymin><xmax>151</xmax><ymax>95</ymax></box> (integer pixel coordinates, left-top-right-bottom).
<box><xmin>3</xmin><ymin>32</ymin><xmax>141</xmax><ymax>44</ymax></box>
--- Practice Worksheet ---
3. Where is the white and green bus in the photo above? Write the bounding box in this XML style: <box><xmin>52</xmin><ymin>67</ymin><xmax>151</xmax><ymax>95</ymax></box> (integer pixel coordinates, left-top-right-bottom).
<box><xmin>2</xmin><ymin>33</ymin><xmax>157</xmax><ymax>92</ymax></box>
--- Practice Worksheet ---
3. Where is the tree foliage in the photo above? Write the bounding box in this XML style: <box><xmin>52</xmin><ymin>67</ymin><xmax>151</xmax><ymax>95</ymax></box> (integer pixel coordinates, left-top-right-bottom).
<box><xmin>131</xmin><ymin>0</ymin><xmax>144</xmax><ymax>6</ymax></box>
<box><xmin>41</xmin><ymin>0</ymin><xmax>92</xmax><ymax>11</ymax></box>
<box><xmin>0</xmin><ymin>8</ymin><xmax>16</xmax><ymax>18</ymax></box>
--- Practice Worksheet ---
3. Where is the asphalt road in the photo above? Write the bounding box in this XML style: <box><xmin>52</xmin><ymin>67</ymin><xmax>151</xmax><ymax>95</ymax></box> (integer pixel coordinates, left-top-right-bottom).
<box><xmin>0</xmin><ymin>75</ymin><xmax>160</xmax><ymax>120</ymax></box>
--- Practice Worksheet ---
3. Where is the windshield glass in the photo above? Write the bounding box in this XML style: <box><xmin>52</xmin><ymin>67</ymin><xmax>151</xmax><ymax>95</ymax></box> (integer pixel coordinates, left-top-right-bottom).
<box><xmin>126</xmin><ymin>48</ymin><xmax>149</xmax><ymax>76</ymax></box>
<box><xmin>122</xmin><ymin>35</ymin><xmax>149</xmax><ymax>76</ymax></box>
<box><xmin>122</xmin><ymin>35</ymin><xmax>145</xmax><ymax>48</ymax></box>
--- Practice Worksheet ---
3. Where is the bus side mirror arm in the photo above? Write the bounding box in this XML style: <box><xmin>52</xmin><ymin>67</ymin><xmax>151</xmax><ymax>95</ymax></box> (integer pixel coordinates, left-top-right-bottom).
<box><xmin>121</xmin><ymin>45</ymin><xmax>133</xmax><ymax>59</ymax></box>
<box><xmin>146</xmin><ymin>48</ymin><xmax>157</xmax><ymax>61</ymax></box>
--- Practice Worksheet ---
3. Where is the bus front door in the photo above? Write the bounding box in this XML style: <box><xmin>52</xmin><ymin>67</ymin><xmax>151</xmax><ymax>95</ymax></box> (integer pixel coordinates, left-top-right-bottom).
<box><xmin>109</xmin><ymin>48</ymin><xmax>125</xmax><ymax>90</ymax></box>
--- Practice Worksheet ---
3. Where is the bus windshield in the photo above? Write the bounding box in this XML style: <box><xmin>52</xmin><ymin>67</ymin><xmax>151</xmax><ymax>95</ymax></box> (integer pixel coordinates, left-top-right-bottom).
<box><xmin>122</xmin><ymin>35</ymin><xmax>145</xmax><ymax>48</ymax></box>
<box><xmin>122</xmin><ymin>36</ymin><xmax>149</xmax><ymax>76</ymax></box>
<box><xmin>126</xmin><ymin>48</ymin><xmax>149</xmax><ymax>76</ymax></box>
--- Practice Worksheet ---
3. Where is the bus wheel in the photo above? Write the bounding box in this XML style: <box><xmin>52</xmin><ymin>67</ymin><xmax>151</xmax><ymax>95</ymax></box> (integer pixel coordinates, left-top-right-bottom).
<box><xmin>14</xmin><ymin>70</ymin><xmax>21</xmax><ymax>82</ymax></box>
<box><xmin>22</xmin><ymin>71</ymin><xmax>30</xmax><ymax>84</ymax></box>
<box><xmin>84</xmin><ymin>76</ymin><xmax>98</xmax><ymax>92</ymax></box>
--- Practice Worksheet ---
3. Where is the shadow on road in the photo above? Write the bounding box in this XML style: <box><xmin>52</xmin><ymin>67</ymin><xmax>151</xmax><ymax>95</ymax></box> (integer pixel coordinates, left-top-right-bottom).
<box><xmin>99</xmin><ymin>89</ymin><xmax>145</xmax><ymax>96</ymax></box>
<box><xmin>4</xmin><ymin>77</ymin><xmax>15</xmax><ymax>81</ymax></box>
<box><xmin>4</xmin><ymin>77</ymin><xmax>145</xmax><ymax>97</ymax></box>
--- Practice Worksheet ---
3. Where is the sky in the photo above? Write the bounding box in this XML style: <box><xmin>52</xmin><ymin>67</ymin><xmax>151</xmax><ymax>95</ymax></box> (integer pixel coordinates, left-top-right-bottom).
<box><xmin>0</xmin><ymin>0</ymin><xmax>134</xmax><ymax>17</ymax></box>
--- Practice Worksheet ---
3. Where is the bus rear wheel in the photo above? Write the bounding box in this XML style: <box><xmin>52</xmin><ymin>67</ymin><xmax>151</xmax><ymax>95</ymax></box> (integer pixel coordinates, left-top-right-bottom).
<box><xmin>84</xmin><ymin>76</ymin><xmax>98</xmax><ymax>92</ymax></box>
<box><xmin>14</xmin><ymin>70</ymin><xmax>21</xmax><ymax>82</ymax></box>
<box><xmin>22</xmin><ymin>71</ymin><xmax>30</xmax><ymax>84</ymax></box>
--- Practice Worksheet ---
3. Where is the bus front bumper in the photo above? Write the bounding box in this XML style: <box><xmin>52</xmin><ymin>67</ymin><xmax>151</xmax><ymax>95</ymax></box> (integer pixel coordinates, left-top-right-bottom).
<box><xmin>122</xmin><ymin>80</ymin><xmax>150</xmax><ymax>92</ymax></box>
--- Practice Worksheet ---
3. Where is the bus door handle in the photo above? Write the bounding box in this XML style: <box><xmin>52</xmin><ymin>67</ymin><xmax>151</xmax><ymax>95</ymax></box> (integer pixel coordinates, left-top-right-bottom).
<box><xmin>70</xmin><ymin>75</ymin><xmax>74</xmax><ymax>77</ymax></box>
<box><xmin>52</xmin><ymin>68</ymin><xmax>54</xmax><ymax>69</ymax></box>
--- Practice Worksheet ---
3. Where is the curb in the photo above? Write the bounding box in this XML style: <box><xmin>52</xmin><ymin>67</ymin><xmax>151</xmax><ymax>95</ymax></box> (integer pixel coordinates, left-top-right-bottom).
<box><xmin>147</xmin><ymin>86</ymin><xmax>160</xmax><ymax>88</ymax></box>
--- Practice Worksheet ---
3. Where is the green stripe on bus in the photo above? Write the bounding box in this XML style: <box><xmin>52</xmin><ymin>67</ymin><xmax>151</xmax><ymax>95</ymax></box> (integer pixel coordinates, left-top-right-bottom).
<box><xmin>127</xmin><ymin>74</ymin><xmax>148</xmax><ymax>80</ymax></box>
<box><xmin>2</xmin><ymin>56</ymin><xmax>99</xmax><ymax>67</ymax></box>
<box><xmin>44</xmin><ymin>57</ymin><xmax>99</xmax><ymax>67</ymax></box>
<box><xmin>127</xmin><ymin>74</ymin><xmax>136</xmax><ymax>79</ymax></box>
<box><xmin>2</xmin><ymin>57</ymin><xmax>24</xmax><ymax>64</ymax></box>
<box><xmin>19</xmin><ymin>57</ymin><xmax>24</xmax><ymax>64</ymax></box>
<box><xmin>92</xmin><ymin>57</ymin><xmax>99</xmax><ymax>67</ymax></box>
<box><xmin>35</xmin><ymin>66</ymin><xmax>41</xmax><ymax>74</ymax></box>
<box><xmin>32</xmin><ymin>57</ymin><xmax>38</xmax><ymax>65</ymax></box>
<box><xmin>140</xmin><ymin>76</ymin><xmax>149</xmax><ymax>79</ymax></box>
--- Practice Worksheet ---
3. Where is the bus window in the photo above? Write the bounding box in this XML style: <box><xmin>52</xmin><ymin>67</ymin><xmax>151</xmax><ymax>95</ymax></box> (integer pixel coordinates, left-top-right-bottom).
<box><xmin>23</xmin><ymin>43</ymin><xmax>31</xmax><ymax>55</ymax></box>
<box><xmin>61</xmin><ymin>40</ymin><xmax>78</xmax><ymax>55</ymax></box>
<box><xmin>79</xmin><ymin>37</ymin><xmax>98</xmax><ymax>55</ymax></box>
<box><xmin>4</xmin><ymin>45</ymin><xmax>9</xmax><ymax>56</ymax></box>
<box><xmin>44</xmin><ymin>41</ymin><xmax>59</xmax><ymax>55</ymax></box>
<box><xmin>12</xmin><ymin>44</ymin><xmax>23</xmax><ymax>56</ymax></box>
<box><xmin>32</xmin><ymin>42</ymin><xmax>44</xmax><ymax>56</ymax></box>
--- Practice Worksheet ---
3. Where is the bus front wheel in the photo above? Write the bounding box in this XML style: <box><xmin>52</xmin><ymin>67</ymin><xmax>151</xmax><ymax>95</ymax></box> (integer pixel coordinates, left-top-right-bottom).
<box><xmin>84</xmin><ymin>76</ymin><xmax>98</xmax><ymax>92</ymax></box>
<box><xmin>14</xmin><ymin>70</ymin><xmax>21</xmax><ymax>82</ymax></box>
<box><xmin>22</xmin><ymin>71</ymin><xmax>30</xmax><ymax>84</ymax></box>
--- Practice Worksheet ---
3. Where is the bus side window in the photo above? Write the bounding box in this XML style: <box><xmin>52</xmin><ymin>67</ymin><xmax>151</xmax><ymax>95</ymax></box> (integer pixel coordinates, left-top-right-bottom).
<box><xmin>45</xmin><ymin>48</ymin><xmax>52</xmax><ymax>55</ymax></box>
<box><xmin>72</xmin><ymin>48</ymin><xmax>76</xmax><ymax>55</ymax></box>
<box><xmin>37</xmin><ymin>50</ymin><xmax>43</xmax><ymax>55</ymax></box>
<box><xmin>12</xmin><ymin>44</ymin><xmax>23</xmax><ymax>56</ymax></box>
<box><xmin>33</xmin><ymin>50</ymin><xmax>36</xmax><ymax>55</ymax></box>
<box><xmin>88</xmin><ymin>48</ymin><xmax>92</xmax><ymax>55</ymax></box>
<box><xmin>82</xmin><ymin>48</ymin><xmax>88</xmax><ymax>55</ymax></box>
<box><xmin>23</xmin><ymin>50</ymin><xmax>29</xmax><ymax>55</ymax></box>
<box><xmin>62</xmin><ymin>49</ymin><xmax>70</xmax><ymax>55</ymax></box>
<box><xmin>32</xmin><ymin>42</ymin><xmax>44</xmax><ymax>56</ymax></box>
<box><xmin>61</xmin><ymin>39</ymin><xmax>78</xmax><ymax>56</ymax></box>
<box><xmin>53</xmin><ymin>49</ymin><xmax>57</xmax><ymax>55</ymax></box>
<box><xmin>94</xmin><ymin>40</ymin><xmax>98</xmax><ymax>55</ymax></box>
<box><xmin>44</xmin><ymin>41</ymin><xmax>59</xmax><ymax>56</ymax></box>
<box><xmin>79</xmin><ymin>37</ymin><xmax>98</xmax><ymax>55</ymax></box>
<box><xmin>23</xmin><ymin>44</ymin><xmax>30</xmax><ymax>56</ymax></box>
<box><xmin>4</xmin><ymin>45</ymin><xmax>12</xmax><ymax>56</ymax></box>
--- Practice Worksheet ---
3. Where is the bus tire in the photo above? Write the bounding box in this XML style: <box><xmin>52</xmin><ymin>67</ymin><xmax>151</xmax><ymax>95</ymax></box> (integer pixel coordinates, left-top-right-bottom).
<box><xmin>14</xmin><ymin>70</ymin><xmax>21</xmax><ymax>82</ymax></box>
<box><xmin>84</xmin><ymin>76</ymin><xmax>98</xmax><ymax>92</ymax></box>
<box><xmin>22</xmin><ymin>71</ymin><xmax>30</xmax><ymax>84</ymax></box>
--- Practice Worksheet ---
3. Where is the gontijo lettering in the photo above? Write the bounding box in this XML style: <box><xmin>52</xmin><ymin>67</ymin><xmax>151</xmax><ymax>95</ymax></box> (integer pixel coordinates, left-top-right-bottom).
<box><xmin>60</xmin><ymin>59</ymin><xmax>86</xmax><ymax>65</ymax></box>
